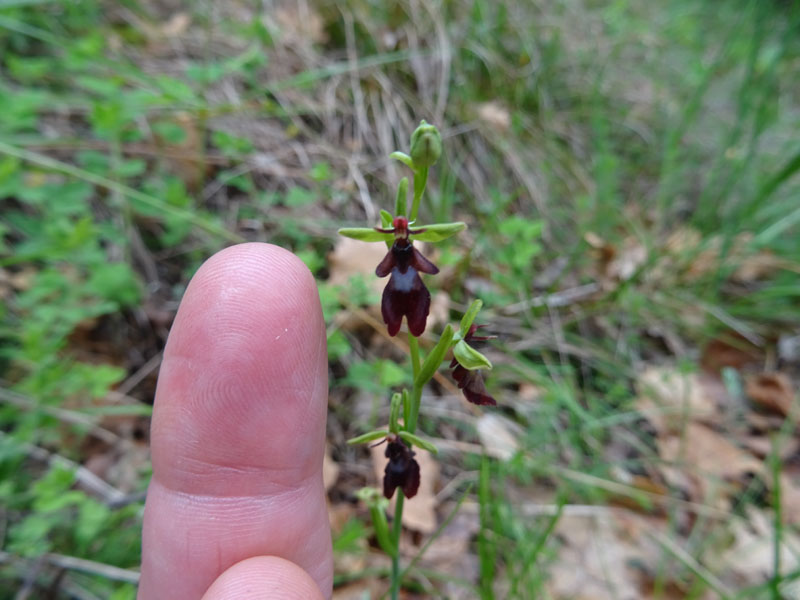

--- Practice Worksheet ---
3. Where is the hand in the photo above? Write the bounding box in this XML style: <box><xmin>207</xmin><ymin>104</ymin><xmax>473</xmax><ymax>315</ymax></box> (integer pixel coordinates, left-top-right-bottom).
<box><xmin>138</xmin><ymin>244</ymin><xmax>333</xmax><ymax>599</ymax></box>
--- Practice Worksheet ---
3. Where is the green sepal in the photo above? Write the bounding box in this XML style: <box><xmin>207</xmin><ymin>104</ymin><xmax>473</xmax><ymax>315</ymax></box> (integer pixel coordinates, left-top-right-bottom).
<box><xmin>398</xmin><ymin>431</ymin><xmax>439</xmax><ymax>455</ymax></box>
<box><xmin>460</xmin><ymin>299</ymin><xmax>483</xmax><ymax>336</ymax></box>
<box><xmin>410</xmin><ymin>221</ymin><xmax>467</xmax><ymax>243</ymax></box>
<box><xmin>380</xmin><ymin>210</ymin><xmax>394</xmax><ymax>249</ymax></box>
<box><xmin>453</xmin><ymin>339</ymin><xmax>492</xmax><ymax>370</ymax></box>
<box><xmin>390</xmin><ymin>151</ymin><xmax>414</xmax><ymax>169</ymax></box>
<box><xmin>395</xmin><ymin>177</ymin><xmax>408</xmax><ymax>217</ymax></box>
<box><xmin>347</xmin><ymin>430</ymin><xmax>390</xmax><ymax>445</ymax></box>
<box><xmin>389</xmin><ymin>393</ymin><xmax>402</xmax><ymax>434</ymax></box>
<box><xmin>402</xmin><ymin>388</ymin><xmax>411</xmax><ymax>428</ymax></box>
<box><xmin>415</xmin><ymin>324</ymin><xmax>454</xmax><ymax>387</ymax></box>
<box><xmin>338</xmin><ymin>227</ymin><xmax>393</xmax><ymax>243</ymax></box>
<box><xmin>411</xmin><ymin>165</ymin><xmax>427</xmax><ymax>222</ymax></box>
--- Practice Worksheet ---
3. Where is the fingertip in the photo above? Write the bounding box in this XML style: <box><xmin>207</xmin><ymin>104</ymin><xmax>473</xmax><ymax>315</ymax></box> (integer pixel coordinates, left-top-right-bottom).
<box><xmin>150</xmin><ymin>241</ymin><xmax>328</xmax><ymax>494</ymax></box>
<box><xmin>201</xmin><ymin>556</ymin><xmax>325</xmax><ymax>600</ymax></box>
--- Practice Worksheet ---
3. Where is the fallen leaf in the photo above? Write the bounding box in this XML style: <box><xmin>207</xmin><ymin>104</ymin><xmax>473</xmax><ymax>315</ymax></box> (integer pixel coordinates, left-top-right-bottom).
<box><xmin>274</xmin><ymin>5</ymin><xmax>327</xmax><ymax>44</ymax></box>
<box><xmin>327</xmin><ymin>236</ymin><xmax>386</xmax><ymax>295</ymax></box>
<box><xmin>585</xmin><ymin>233</ymin><xmax>647</xmax><ymax>284</ymax></box>
<box><xmin>323</xmin><ymin>445</ymin><xmax>340</xmax><ymax>493</ymax></box>
<box><xmin>712</xmin><ymin>508</ymin><xmax>800</xmax><ymax>588</ymax></box>
<box><xmin>477</xmin><ymin>101</ymin><xmax>511</xmax><ymax>131</ymax></box>
<box><xmin>745</xmin><ymin>372</ymin><xmax>795</xmax><ymax>418</ymax></box>
<box><xmin>636</xmin><ymin>367</ymin><xmax>719</xmax><ymax>433</ymax></box>
<box><xmin>548</xmin><ymin>510</ymin><xmax>661</xmax><ymax>600</ymax></box>
<box><xmin>657</xmin><ymin>423</ymin><xmax>763</xmax><ymax>502</ymax></box>
<box><xmin>700</xmin><ymin>333</ymin><xmax>762</xmax><ymax>373</ymax></box>
<box><xmin>476</xmin><ymin>413</ymin><xmax>520</xmax><ymax>461</ymax></box>
<box><xmin>161</xmin><ymin>12</ymin><xmax>190</xmax><ymax>36</ymax></box>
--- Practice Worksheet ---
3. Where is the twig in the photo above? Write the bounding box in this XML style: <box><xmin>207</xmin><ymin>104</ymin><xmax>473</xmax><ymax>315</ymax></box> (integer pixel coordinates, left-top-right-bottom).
<box><xmin>0</xmin><ymin>432</ymin><xmax>127</xmax><ymax>506</ymax></box>
<box><xmin>116</xmin><ymin>352</ymin><xmax>163</xmax><ymax>396</ymax></box>
<box><xmin>0</xmin><ymin>387</ymin><xmax>118</xmax><ymax>445</ymax></box>
<box><xmin>0</xmin><ymin>551</ymin><xmax>140</xmax><ymax>584</ymax></box>
<box><xmin>502</xmin><ymin>282</ymin><xmax>601</xmax><ymax>314</ymax></box>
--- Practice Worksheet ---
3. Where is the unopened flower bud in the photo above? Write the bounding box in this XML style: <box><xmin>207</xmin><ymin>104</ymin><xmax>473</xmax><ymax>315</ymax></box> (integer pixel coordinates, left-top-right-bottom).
<box><xmin>409</xmin><ymin>120</ymin><xmax>442</xmax><ymax>168</ymax></box>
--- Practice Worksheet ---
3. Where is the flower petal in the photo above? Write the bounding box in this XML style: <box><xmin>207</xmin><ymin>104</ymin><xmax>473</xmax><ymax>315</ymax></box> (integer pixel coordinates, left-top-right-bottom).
<box><xmin>452</xmin><ymin>364</ymin><xmax>497</xmax><ymax>406</ymax></box>
<box><xmin>383</xmin><ymin>440</ymin><xmax>421</xmax><ymax>499</ymax></box>
<box><xmin>410</xmin><ymin>246</ymin><xmax>439</xmax><ymax>275</ymax></box>
<box><xmin>381</xmin><ymin>268</ymin><xmax>431</xmax><ymax>337</ymax></box>
<box><xmin>375</xmin><ymin>250</ymin><xmax>397</xmax><ymax>277</ymax></box>
<box><xmin>381</xmin><ymin>277</ymin><xmax>404</xmax><ymax>336</ymax></box>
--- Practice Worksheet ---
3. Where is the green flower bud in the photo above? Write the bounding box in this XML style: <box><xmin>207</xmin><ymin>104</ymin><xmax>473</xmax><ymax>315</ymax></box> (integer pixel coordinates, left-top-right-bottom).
<box><xmin>409</xmin><ymin>120</ymin><xmax>442</xmax><ymax>168</ymax></box>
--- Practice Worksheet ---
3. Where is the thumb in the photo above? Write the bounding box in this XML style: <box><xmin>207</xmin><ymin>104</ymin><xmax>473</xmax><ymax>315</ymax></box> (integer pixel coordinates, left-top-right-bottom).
<box><xmin>202</xmin><ymin>556</ymin><xmax>325</xmax><ymax>600</ymax></box>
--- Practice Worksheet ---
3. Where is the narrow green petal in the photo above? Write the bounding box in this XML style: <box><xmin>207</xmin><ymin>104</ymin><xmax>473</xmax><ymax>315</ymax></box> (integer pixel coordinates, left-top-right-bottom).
<box><xmin>338</xmin><ymin>227</ymin><xmax>394</xmax><ymax>242</ymax></box>
<box><xmin>347</xmin><ymin>430</ymin><xmax>390</xmax><ymax>445</ymax></box>
<box><xmin>398</xmin><ymin>431</ymin><xmax>439</xmax><ymax>455</ymax></box>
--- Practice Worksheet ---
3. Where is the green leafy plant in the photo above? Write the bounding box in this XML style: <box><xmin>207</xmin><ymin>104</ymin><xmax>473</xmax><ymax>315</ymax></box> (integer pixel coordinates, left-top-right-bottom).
<box><xmin>340</xmin><ymin>121</ymin><xmax>500</xmax><ymax>598</ymax></box>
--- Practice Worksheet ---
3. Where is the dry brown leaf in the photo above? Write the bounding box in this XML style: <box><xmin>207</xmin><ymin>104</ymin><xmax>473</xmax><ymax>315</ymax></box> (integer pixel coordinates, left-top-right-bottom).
<box><xmin>477</xmin><ymin>101</ymin><xmax>511</xmax><ymax>131</ymax></box>
<box><xmin>657</xmin><ymin>423</ymin><xmax>763</xmax><ymax>502</ymax></box>
<box><xmin>548</xmin><ymin>510</ymin><xmax>661</xmax><ymax>600</ymax></box>
<box><xmin>370</xmin><ymin>443</ymin><xmax>439</xmax><ymax>534</ymax></box>
<box><xmin>161</xmin><ymin>12</ymin><xmax>190</xmax><ymax>36</ymax></box>
<box><xmin>327</xmin><ymin>237</ymin><xmax>386</xmax><ymax>294</ymax></box>
<box><xmin>323</xmin><ymin>445</ymin><xmax>340</xmax><ymax>493</ymax></box>
<box><xmin>635</xmin><ymin>367</ymin><xmax>719</xmax><ymax>433</ymax></box>
<box><xmin>585</xmin><ymin>233</ymin><xmax>647</xmax><ymax>284</ymax></box>
<box><xmin>742</xmin><ymin>435</ymin><xmax>799</xmax><ymax>461</ymax></box>
<box><xmin>712</xmin><ymin>508</ymin><xmax>800</xmax><ymax>590</ymax></box>
<box><xmin>274</xmin><ymin>5</ymin><xmax>327</xmax><ymax>45</ymax></box>
<box><xmin>779</xmin><ymin>475</ymin><xmax>800</xmax><ymax>525</ymax></box>
<box><xmin>701</xmin><ymin>333</ymin><xmax>762</xmax><ymax>373</ymax></box>
<box><xmin>746</xmin><ymin>372</ymin><xmax>795</xmax><ymax>418</ymax></box>
<box><xmin>476</xmin><ymin>413</ymin><xmax>520</xmax><ymax>461</ymax></box>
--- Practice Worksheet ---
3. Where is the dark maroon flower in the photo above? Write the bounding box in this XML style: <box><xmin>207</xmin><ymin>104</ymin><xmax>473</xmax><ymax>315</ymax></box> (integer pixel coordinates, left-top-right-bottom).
<box><xmin>450</xmin><ymin>362</ymin><xmax>497</xmax><ymax>406</ymax></box>
<box><xmin>450</xmin><ymin>324</ymin><xmax>497</xmax><ymax>406</ymax></box>
<box><xmin>383</xmin><ymin>437</ymin><xmax>420</xmax><ymax>499</ymax></box>
<box><xmin>375</xmin><ymin>217</ymin><xmax>439</xmax><ymax>337</ymax></box>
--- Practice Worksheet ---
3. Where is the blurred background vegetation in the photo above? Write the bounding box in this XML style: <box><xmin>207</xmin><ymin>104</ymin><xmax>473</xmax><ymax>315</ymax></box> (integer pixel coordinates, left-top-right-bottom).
<box><xmin>1</xmin><ymin>0</ymin><xmax>799</xmax><ymax>597</ymax></box>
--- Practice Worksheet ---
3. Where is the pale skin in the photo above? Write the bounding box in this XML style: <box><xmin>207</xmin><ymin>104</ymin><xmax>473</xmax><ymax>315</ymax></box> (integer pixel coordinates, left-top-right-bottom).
<box><xmin>138</xmin><ymin>243</ymin><xmax>333</xmax><ymax>599</ymax></box>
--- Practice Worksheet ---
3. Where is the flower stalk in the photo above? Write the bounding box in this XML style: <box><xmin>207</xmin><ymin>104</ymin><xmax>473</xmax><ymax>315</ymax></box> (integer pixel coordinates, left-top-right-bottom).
<box><xmin>341</xmin><ymin>121</ymin><xmax>497</xmax><ymax>598</ymax></box>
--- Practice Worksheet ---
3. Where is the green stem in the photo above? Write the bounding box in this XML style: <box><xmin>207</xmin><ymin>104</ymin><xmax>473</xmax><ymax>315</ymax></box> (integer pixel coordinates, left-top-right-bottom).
<box><xmin>390</xmin><ymin>490</ymin><xmax>405</xmax><ymax>600</ymax></box>
<box><xmin>409</xmin><ymin>334</ymin><xmax>421</xmax><ymax>381</ymax></box>
<box><xmin>390</xmin><ymin>333</ymin><xmax>424</xmax><ymax>598</ymax></box>
<box><xmin>410</xmin><ymin>166</ymin><xmax>428</xmax><ymax>222</ymax></box>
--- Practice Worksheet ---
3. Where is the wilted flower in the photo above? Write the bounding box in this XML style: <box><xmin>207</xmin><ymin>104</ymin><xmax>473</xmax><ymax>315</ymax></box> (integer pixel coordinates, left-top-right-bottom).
<box><xmin>375</xmin><ymin>216</ymin><xmax>439</xmax><ymax>337</ymax></box>
<box><xmin>450</xmin><ymin>324</ymin><xmax>497</xmax><ymax>406</ymax></box>
<box><xmin>383</xmin><ymin>437</ymin><xmax>420</xmax><ymax>499</ymax></box>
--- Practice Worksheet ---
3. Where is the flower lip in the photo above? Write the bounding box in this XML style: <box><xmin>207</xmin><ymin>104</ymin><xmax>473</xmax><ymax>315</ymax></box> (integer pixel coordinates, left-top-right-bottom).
<box><xmin>383</xmin><ymin>436</ymin><xmax>421</xmax><ymax>499</ymax></box>
<box><xmin>375</xmin><ymin>239</ymin><xmax>439</xmax><ymax>337</ymax></box>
